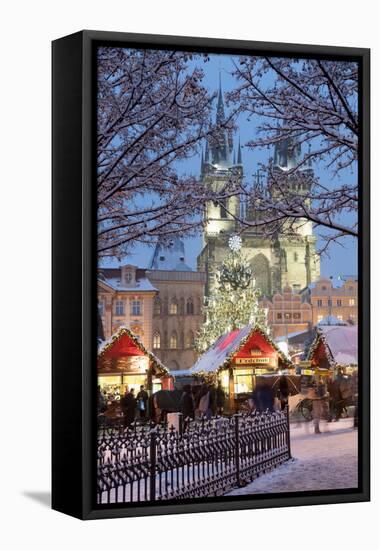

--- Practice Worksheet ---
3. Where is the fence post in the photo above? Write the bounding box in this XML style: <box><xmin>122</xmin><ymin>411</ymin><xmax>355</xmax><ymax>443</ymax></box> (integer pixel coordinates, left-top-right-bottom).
<box><xmin>149</xmin><ymin>428</ymin><xmax>157</xmax><ymax>501</ymax></box>
<box><xmin>235</xmin><ymin>414</ymin><xmax>241</xmax><ymax>487</ymax></box>
<box><xmin>285</xmin><ymin>405</ymin><xmax>291</xmax><ymax>459</ymax></box>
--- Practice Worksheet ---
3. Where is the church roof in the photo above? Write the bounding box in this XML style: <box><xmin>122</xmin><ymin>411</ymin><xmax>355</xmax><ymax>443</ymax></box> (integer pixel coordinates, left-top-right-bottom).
<box><xmin>148</xmin><ymin>236</ymin><xmax>193</xmax><ymax>271</ymax></box>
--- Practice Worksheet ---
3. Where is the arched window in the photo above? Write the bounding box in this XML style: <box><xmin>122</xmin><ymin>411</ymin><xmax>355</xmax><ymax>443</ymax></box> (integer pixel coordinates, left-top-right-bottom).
<box><xmin>185</xmin><ymin>330</ymin><xmax>195</xmax><ymax>349</ymax></box>
<box><xmin>220</xmin><ymin>202</ymin><xmax>228</xmax><ymax>219</ymax></box>
<box><xmin>170</xmin><ymin>299</ymin><xmax>178</xmax><ymax>315</ymax></box>
<box><xmin>154</xmin><ymin>297</ymin><xmax>161</xmax><ymax>315</ymax></box>
<box><xmin>153</xmin><ymin>332</ymin><xmax>161</xmax><ymax>349</ymax></box>
<box><xmin>170</xmin><ymin>331</ymin><xmax>178</xmax><ymax>349</ymax></box>
<box><xmin>186</xmin><ymin>297</ymin><xmax>194</xmax><ymax>315</ymax></box>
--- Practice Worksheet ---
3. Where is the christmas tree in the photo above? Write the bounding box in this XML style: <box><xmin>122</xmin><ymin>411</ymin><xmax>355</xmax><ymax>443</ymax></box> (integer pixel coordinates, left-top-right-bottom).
<box><xmin>195</xmin><ymin>235</ymin><xmax>268</xmax><ymax>353</ymax></box>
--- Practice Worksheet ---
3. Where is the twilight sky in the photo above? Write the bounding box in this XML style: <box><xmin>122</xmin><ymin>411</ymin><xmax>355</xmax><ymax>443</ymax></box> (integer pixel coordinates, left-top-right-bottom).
<box><xmin>100</xmin><ymin>52</ymin><xmax>358</xmax><ymax>279</ymax></box>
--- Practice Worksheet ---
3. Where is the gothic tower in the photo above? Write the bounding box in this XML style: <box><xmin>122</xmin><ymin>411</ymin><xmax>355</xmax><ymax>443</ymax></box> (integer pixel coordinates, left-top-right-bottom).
<box><xmin>197</xmin><ymin>87</ymin><xmax>320</xmax><ymax>298</ymax></box>
<box><xmin>197</xmin><ymin>78</ymin><xmax>243</xmax><ymax>295</ymax></box>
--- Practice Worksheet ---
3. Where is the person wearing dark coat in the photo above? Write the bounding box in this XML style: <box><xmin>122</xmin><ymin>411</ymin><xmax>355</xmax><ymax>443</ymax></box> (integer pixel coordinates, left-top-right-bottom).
<box><xmin>136</xmin><ymin>385</ymin><xmax>149</xmax><ymax>419</ymax></box>
<box><xmin>278</xmin><ymin>375</ymin><xmax>290</xmax><ymax>411</ymax></box>
<box><xmin>253</xmin><ymin>382</ymin><xmax>274</xmax><ymax>412</ymax></box>
<box><xmin>120</xmin><ymin>388</ymin><xmax>137</xmax><ymax>427</ymax></box>
<box><xmin>180</xmin><ymin>385</ymin><xmax>194</xmax><ymax>420</ymax></box>
<box><xmin>216</xmin><ymin>382</ymin><xmax>226</xmax><ymax>415</ymax></box>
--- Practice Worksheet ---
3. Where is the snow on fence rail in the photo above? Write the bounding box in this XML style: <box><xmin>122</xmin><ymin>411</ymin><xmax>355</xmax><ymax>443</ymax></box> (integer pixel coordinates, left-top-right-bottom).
<box><xmin>97</xmin><ymin>409</ymin><xmax>291</xmax><ymax>504</ymax></box>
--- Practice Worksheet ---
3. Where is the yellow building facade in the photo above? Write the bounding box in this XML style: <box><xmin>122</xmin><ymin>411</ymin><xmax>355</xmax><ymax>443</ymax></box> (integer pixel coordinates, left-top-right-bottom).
<box><xmin>98</xmin><ymin>264</ymin><xmax>157</xmax><ymax>349</ymax></box>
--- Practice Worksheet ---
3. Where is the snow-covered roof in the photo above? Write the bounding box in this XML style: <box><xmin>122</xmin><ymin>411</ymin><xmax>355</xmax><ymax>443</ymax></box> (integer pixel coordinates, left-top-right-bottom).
<box><xmin>320</xmin><ymin>325</ymin><xmax>358</xmax><ymax>365</ymax></box>
<box><xmin>275</xmin><ymin>329</ymin><xmax>311</xmax><ymax>343</ymax></box>
<box><xmin>98</xmin><ymin>325</ymin><xmax>169</xmax><ymax>374</ymax></box>
<box><xmin>318</xmin><ymin>315</ymin><xmax>348</xmax><ymax>326</ymax></box>
<box><xmin>309</xmin><ymin>325</ymin><xmax>358</xmax><ymax>366</ymax></box>
<box><xmin>191</xmin><ymin>324</ymin><xmax>291</xmax><ymax>374</ymax></box>
<box><xmin>104</xmin><ymin>277</ymin><xmax>157</xmax><ymax>292</ymax></box>
<box><xmin>149</xmin><ymin>236</ymin><xmax>193</xmax><ymax>271</ymax></box>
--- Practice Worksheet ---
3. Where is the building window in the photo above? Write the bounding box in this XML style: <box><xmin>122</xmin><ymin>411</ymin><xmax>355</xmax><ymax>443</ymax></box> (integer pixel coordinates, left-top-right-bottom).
<box><xmin>322</xmin><ymin>286</ymin><xmax>327</xmax><ymax>291</ymax></box>
<box><xmin>328</xmin><ymin>299</ymin><xmax>332</xmax><ymax>307</ymax></box>
<box><xmin>349</xmin><ymin>299</ymin><xmax>355</xmax><ymax>306</ymax></box>
<box><xmin>115</xmin><ymin>300</ymin><xmax>124</xmax><ymax>315</ymax></box>
<box><xmin>294</xmin><ymin>252</ymin><xmax>298</xmax><ymax>262</ymax></box>
<box><xmin>170</xmin><ymin>332</ymin><xmax>178</xmax><ymax>349</ymax></box>
<box><xmin>154</xmin><ymin>298</ymin><xmax>161</xmax><ymax>315</ymax></box>
<box><xmin>125</xmin><ymin>271</ymin><xmax>132</xmax><ymax>283</ymax></box>
<box><xmin>131</xmin><ymin>300</ymin><xmax>141</xmax><ymax>316</ymax></box>
<box><xmin>293</xmin><ymin>313</ymin><xmax>301</xmax><ymax>320</ymax></box>
<box><xmin>317</xmin><ymin>299</ymin><xmax>323</xmax><ymax>307</ymax></box>
<box><xmin>284</xmin><ymin>312</ymin><xmax>291</xmax><ymax>320</ymax></box>
<box><xmin>153</xmin><ymin>332</ymin><xmax>161</xmax><ymax>349</ymax></box>
<box><xmin>186</xmin><ymin>297</ymin><xmax>194</xmax><ymax>315</ymax></box>
<box><xmin>337</xmin><ymin>299</ymin><xmax>342</xmax><ymax>307</ymax></box>
<box><xmin>170</xmin><ymin>300</ymin><xmax>178</xmax><ymax>315</ymax></box>
<box><xmin>186</xmin><ymin>331</ymin><xmax>195</xmax><ymax>349</ymax></box>
<box><xmin>277</xmin><ymin>313</ymin><xmax>282</xmax><ymax>320</ymax></box>
<box><xmin>220</xmin><ymin>203</ymin><xmax>228</xmax><ymax>219</ymax></box>
<box><xmin>98</xmin><ymin>301</ymin><xmax>104</xmax><ymax>316</ymax></box>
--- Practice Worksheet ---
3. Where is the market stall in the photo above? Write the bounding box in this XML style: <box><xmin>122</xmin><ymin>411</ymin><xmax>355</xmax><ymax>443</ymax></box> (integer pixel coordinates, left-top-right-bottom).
<box><xmin>98</xmin><ymin>326</ymin><xmax>173</xmax><ymax>400</ymax></box>
<box><xmin>306</xmin><ymin>325</ymin><xmax>358</xmax><ymax>378</ymax></box>
<box><xmin>191</xmin><ymin>324</ymin><xmax>292</xmax><ymax>411</ymax></box>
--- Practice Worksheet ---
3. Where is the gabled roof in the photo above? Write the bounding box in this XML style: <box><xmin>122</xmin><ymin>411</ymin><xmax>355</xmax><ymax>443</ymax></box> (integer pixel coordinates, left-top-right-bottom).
<box><xmin>191</xmin><ymin>324</ymin><xmax>291</xmax><ymax>374</ymax></box>
<box><xmin>308</xmin><ymin>325</ymin><xmax>358</xmax><ymax>366</ymax></box>
<box><xmin>98</xmin><ymin>326</ymin><xmax>169</xmax><ymax>375</ymax></box>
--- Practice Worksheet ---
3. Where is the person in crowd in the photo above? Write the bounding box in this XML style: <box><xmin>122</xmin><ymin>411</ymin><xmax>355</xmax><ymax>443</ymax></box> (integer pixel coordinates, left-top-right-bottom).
<box><xmin>136</xmin><ymin>385</ymin><xmax>149</xmax><ymax>420</ymax></box>
<box><xmin>208</xmin><ymin>384</ymin><xmax>217</xmax><ymax>416</ymax></box>
<box><xmin>196</xmin><ymin>384</ymin><xmax>211</xmax><ymax>419</ymax></box>
<box><xmin>120</xmin><ymin>387</ymin><xmax>137</xmax><ymax>427</ymax></box>
<box><xmin>309</xmin><ymin>379</ymin><xmax>328</xmax><ymax>434</ymax></box>
<box><xmin>97</xmin><ymin>385</ymin><xmax>107</xmax><ymax>414</ymax></box>
<box><xmin>253</xmin><ymin>381</ymin><xmax>275</xmax><ymax>412</ymax></box>
<box><xmin>180</xmin><ymin>385</ymin><xmax>194</xmax><ymax>420</ymax></box>
<box><xmin>216</xmin><ymin>381</ymin><xmax>226</xmax><ymax>415</ymax></box>
<box><xmin>278</xmin><ymin>375</ymin><xmax>290</xmax><ymax>411</ymax></box>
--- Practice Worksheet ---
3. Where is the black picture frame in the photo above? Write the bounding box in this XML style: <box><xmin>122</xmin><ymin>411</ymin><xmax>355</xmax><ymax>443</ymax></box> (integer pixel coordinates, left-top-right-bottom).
<box><xmin>52</xmin><ymin>30</ymin><xmax>370</xmax><ymax>520</ymax></box>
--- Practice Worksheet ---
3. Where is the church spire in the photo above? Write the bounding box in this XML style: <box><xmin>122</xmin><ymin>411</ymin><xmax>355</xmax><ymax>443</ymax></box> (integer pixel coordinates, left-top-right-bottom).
<box><xmin>204</xmin><ymin>140</ymin><xmax>209</xmax><ymax>163</ymax></box>
<box><xmin>216</xmin><ymin>72</ymin><xmax>225</xmax><ymax>125</ymax></box>
<box><xmin>237</xmin><ymin>137</ymin><xmax>242</xmax><ymax>164</ymax></box>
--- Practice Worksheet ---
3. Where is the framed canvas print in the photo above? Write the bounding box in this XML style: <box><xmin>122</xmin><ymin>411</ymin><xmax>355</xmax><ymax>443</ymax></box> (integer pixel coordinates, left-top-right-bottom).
<box><xmin>52</xmin><ymin>30</ymin><xmax>370</xmax><ymax>520</ymax></box>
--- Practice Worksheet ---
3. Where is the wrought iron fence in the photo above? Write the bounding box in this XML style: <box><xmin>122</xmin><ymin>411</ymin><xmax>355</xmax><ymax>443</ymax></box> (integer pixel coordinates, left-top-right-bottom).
<box><xmin>97</xmin><ymin>408</ymin><xmax>291</xmax><ymax>504</ymax></box>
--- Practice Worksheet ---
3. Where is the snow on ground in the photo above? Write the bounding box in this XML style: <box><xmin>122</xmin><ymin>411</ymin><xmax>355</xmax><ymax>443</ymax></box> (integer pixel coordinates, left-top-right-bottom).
<box><xmin>227</xmin><ymin>418</ymin><xmax>358</xmax><ymax>496</ymax></box>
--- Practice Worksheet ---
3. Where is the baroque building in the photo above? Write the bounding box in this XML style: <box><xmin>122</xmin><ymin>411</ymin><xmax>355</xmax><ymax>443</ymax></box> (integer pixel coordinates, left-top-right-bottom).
<box><xmin>301</xmin><ymin>276</ymin><xmax>358</xmax><ymax>326</ymax></box>
<box><xmin>197</xmin><ymin>82</ymin><xmax>320</xmax><ymax>298</ymax></box>
<box><xmin>260</xmin><ymin>284</ymin><xmax>312</xmax><ymax>339</ymax></box>
<box><xmin>97</xmin><ymin>264</ymin><xmax>157</xmax><ymax>349</ymax></box>
<box><xmin>147</xmin><ymin>237</ymin><xmax>206</xmax><ymax>371</ymax></box>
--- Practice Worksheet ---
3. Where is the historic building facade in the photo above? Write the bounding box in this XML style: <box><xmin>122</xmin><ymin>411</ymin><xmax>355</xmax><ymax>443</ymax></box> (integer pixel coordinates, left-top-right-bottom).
<box><xmin>301</xmin><ymin>276</ymin><xmax>358</xmax><ymax>326</ymax></box>
<box><xmin>97</xmin><ymin>264</ymin><xmax>157</xmax><ymax>349</ymax></box>
<box><xmin>147</xmin><ymin>237</ymin><xmax>206</xmax><ymax>371</ymax></box>
<box><xmin>197</xmin><ymin>83</ymin><xmax>320</xmax><ymax>298</ymax></box>
<box><xmin>260</xmin><ymin>285</ymin><xmax>312</xmax><ymax>339</ymax></box>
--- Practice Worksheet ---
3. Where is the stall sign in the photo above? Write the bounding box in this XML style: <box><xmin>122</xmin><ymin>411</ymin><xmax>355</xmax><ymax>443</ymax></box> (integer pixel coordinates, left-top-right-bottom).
<box><xmin>235</xmin><ymin>357</ymin><xmax>271</xmax><ymax>365</ymax></box>
<box><xmin>301</xmin><ymin>369</ymin><xmax>314</xmax><ymax>376</ymax></box>
<box><xmin>299</xmin><ymin>361</ymin><xmax>311</xmax><ymax>367</ymax></box>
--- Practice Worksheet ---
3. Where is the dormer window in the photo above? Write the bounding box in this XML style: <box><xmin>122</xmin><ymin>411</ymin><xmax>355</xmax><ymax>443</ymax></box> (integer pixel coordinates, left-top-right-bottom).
<box><xmin>125</xmin><ymin>271</ymin><xmax>132</xmax><ymax>283</ymax></box>
<box><xmin>159</xmin><ymin>256</ymin><xmax>165</xmax><ymax>262</ymax></box>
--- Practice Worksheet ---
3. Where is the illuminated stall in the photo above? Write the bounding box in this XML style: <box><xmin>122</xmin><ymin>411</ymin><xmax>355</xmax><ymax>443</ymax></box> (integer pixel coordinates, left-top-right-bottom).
<box><xmin>307</xmin><ymin>324</ymin><xmax>358</xmax><ymax>379</ymax></box>
<box><xmin>191</xmin><ymin>324</ymin><xmax>292</xmax><ymax>411</ymax></box>
<box><xmin>98</xmin><ymin>327</ymin><xmax>173</xmax><ymax>399</ymax></box>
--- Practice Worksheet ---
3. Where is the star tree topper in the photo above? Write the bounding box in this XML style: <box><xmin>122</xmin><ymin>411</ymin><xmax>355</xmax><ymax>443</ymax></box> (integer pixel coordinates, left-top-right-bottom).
<box><xmin>228</xmin><ymin>234</ymin><xmax>242</xmax><ymax>252</ymax></box>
